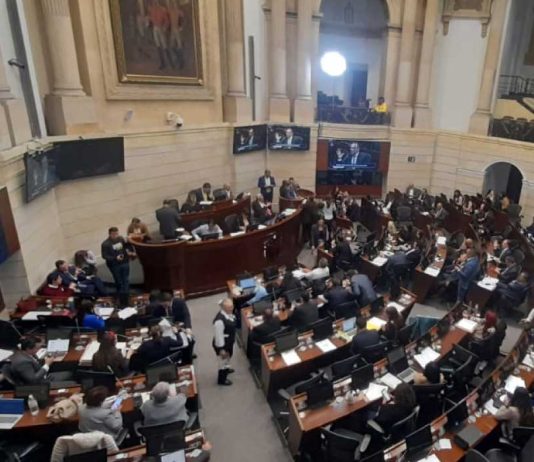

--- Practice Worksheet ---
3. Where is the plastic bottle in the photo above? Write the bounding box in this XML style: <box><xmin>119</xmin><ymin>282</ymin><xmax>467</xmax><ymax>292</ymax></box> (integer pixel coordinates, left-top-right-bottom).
<box><xmin>28</xmin><ymin>394</ymin><xmax>39</xmax><ymax>416</ymax></box>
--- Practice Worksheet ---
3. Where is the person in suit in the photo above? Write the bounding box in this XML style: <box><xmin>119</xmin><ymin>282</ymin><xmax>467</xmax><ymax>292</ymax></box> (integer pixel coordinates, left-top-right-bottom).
<box><xmin>283</xmin><ymin>127</ymin><xmax>303</xmax><ymax>148</ymax></box>
<box><xmin>279</xmin><ymin>269</ymin><xmax>302</xmax><ymax>294</ymax></box>
<box><xmin>252</xmin><ymin>194</ymin><xmax>273</xmax><ymax>224</ymax></box>
<box><xmin>258</xmin><ymin>170</ymin><xmax>276</xmax><ymax>202</ymax></box>
<box><xmin>41</xmin><ymin>272</ymin><xmax>75</xmax><ymax>297</ymax></box>
<box><xmin>323</xmin><ymin>278</ymin><xmax>357</xmax><ymax>317</ymax></box>
<box><xmin>499</xmin><ymin>240</ymin><xmax>514</xmax><ymax>263</ymax></box>
<box><xmin>348</xmin><ymin>269</ymin><xmax>377</xmax><ymax>307</ymax></box>
<box><xmin>350</xmin><ymin>316</ymin><xmax>381</xmax><ymax>355</ymax></box>
<box><xmin>135</xmin><ymin>325</ymin><xmax>183</xmax><ymax>370</ymax></box>
<box><xmin>406</xmin><ymin>184</ymin><xmax>421</xmax><ymax>199</ymax></box>
<box><xmin>8</xmin><ymin>336</ymin><xmax>56</xmax><ymax>385</ymax></box>
<box><xmin>101</xmin><ymin>227</ymin><xmax>134</xmax><ymax>307</ymax></box>
<box><xmin>434</xmin><ymin>202</ymin><xmax>448</xmax><ymax>226</ymax></box>
<box><xmin>344</xmin><ymin>142</ymin><xmax>372</xmax><ymax>166</ymax></box>
<box><xmin>78</xmin><ymin>386</ymin><xmax>124</xmax><ymax>442</ymax></box>
<box><xmin>181</xmin><ymin>191</ymin><xmax>201</xmax><ymax>214</ymax></box>
<box><xmin>373</xmin><ymin>383</ymin><xmax>417</xmax><ymax>434</ymax></box>
<box><xmin>495</xmin><ymin>271</ymin><xmax>529</xmax><ymax>312</ymax></box>
<box><xmin>310</xmin><ymin>219</ymin><xmax>330</xmax><ymax>249</ymax></box>
<box><xmin>289</xmin><ymin>293</ymin><xmax>319</xmax><ymax>331</ymax></box>
<box><xmin>191</xmin><ymin>219</ymin><xmax>223</xmax><ymax>240</ymax></box>
<box><xmin>280</xmin><ymin>179</ymin><xmax>297</xmax><ymax>199</ymax></box>
<box><xmin>141</xmin><ymin>381</ymin><xmax>189</xmax><ymax>426</ymax></box>
<box><xmin>250</xmin><ymin>307</ymin><xmax>281</xmax><ymax>344</ymax></box>
<box><xmin>54</xmin><ymin>259</ymin><xmax>78</xmax><ymax>289</ymax></box>
<box><xmin>213</xmin><ymin>298</ymin><xmax>236</xmax><ymax>386</ymax></box>
<box><xmin>499</xmin><ymin>256</ymin><xmax>520</xmax><ymax>284</ymax></box>
<box><xmin>220</xmin><ymin>184</ymin><xmax>233</xmax><ymax>200</ymax></box>
<box><xmin>170</xmin><ymin>292</ymin><xmax>193</xmax><ymax>331</ymax></box>
<box><xmin>155</xmin><ymin>199</ymin><xmax>182</xmax><ymax>240</ymax></box>
<box><xmin>334</xmin><ymin>235</ymin><xmax>355</xmax><ymax>269</ymax></box>
<box><xmin>457</xmin><ymin>248</ymin><xmax>480</xmax><ymax>302</ymax></box>
<box><xmin>194</xmin><ymin>183</ymin><xmax>214</xmax><ymax>203</ymax></box>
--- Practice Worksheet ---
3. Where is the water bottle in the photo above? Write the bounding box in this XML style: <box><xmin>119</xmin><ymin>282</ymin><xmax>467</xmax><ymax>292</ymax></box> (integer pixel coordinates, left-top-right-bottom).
<box><xmin>28</xmin><ymin>394</ymin><xmax>39</xmax><ymax>416</ymax></box>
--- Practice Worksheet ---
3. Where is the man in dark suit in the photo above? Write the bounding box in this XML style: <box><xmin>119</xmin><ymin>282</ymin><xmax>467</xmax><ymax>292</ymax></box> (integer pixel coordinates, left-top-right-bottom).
<box><xmin>434</xmin><ymin>202</ymin><xmax>448</xmax><ymax>226</ymax></box>
<box><xmin>282</xmin><ymin>128</ymin><xmax>303</xmax><ymax>148</ymax></box>
<box><xmin>457</xmin><ymin>248</ymin><xmax>480</xmax><ymax>302</ymax></box>
<box><xmin>496</xmin><ymin>272</ymin><xmax>529</xmax><ymax>311</ymax></box>
<box><xmin>344</xmin><ymin>142</ymin><xmax>372</xmax><ymax>166</ymax></box>
<box><xmin>348</xmin><ymin>270</ymin><xmax>377</xmax><ymax>307</ymax></box>
<box><xmin>323</xmin><ymin>278</ymin><xmax>357</xmax><ymax>318</ymax></box>
<box><xmin>252</xmin><ymin>194</ymin><xmax>273</xmax><ymax>224</ymax></box>
<box><xmin>289</xmin><ymin>293</ymin><xmax>319</xmax><ymax>332</ymax></box>
<box><xmin>350</xmin><ymin>316</ymin><xmax>381</xmax><ymax>355</ymax></box>
<box><xmin>194</xmin><ymin>183</ymin><xmax>214</xmax><ymax>203</ymax></box>
<box><xmin>257</xmin><ymin>170</ymin><xmax>276</xmax><ymax>202</ymax></box>
<box><xmin>250</xmin><ymin>308</ymin><xmax>281</xmax><ymax>344</ymax></box>
<box><xmin>499</xmin><ymin>256</ymin><xmax>520</xmax><ymax>284</ymax></box>
<box><xmin>156</xmin><ymin>199</ymin><xmax>182</xmax><ymax>240</ymax></box>
<box><xmin>334</xmin><ymin>235</ymin><xmax>355</xmax><ymax>270</ymax></box>
<box><xmin>499</xmin><ymin>240</ymin><xmax>514</xmax><ymax>263</ymax></box>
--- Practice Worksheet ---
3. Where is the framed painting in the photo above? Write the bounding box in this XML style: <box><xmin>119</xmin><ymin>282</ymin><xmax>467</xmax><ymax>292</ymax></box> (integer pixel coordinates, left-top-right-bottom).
<box><xmin>109</xmin><ymin>0</ymin><xmax>203</xmax><ymax>85</ymax></box>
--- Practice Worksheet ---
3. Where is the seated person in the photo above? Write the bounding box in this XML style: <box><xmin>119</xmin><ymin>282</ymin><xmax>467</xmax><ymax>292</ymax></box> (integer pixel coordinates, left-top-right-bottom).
<box><xmin>218</xmin><ymin>184</ymin><xmax>233</xmax><ymax>200</ymax></box>
<box><xmin>381</xmin><ymin>305</ymin><xmax>405</xmax><ymax>342</ymax></box>
<box><xmin>372</xmin><ymin>383</ymin><xmax>416</xmax><ymax>434</ymax></box>
<box><xmin>289</xmin><ymin>293</ymin><xmax>319</xmax><ymax>332</ymax></box>
<box><xmin>350</xmin><ymin>316</ymin><xmax>380</xmax><ymax>355</ymax></box>
<box><xmin>78</xmin><ymin>386</ymin><xmax>124</xmax><ymax>442</ymax></box>
<box><xmin>8</xmin><ymin>336</ymin><xmax>73</xmax><ymax>385</ymax></box>
<box><xmin>373</xmin><ymin>96</ymin><xmax>388</xmax><ymax>113</ymax></box>
<box><xmin>76</xmin><ymin>299</ymin><xmax>105</xmax><ymax>331</ymax></box>
<box><xmin>433</xmin><ymin>202</ymin><xmax>448</xmax><ymax>226</ymax></box>
<box><xmin>252</xmin><ymin>194</ymin><xmax>273</xmax><ymax>224</ymax></box>
<box><xmin>169</xmin><ymin>291</ymin><xmax>193</xmax><ymax>331</ymax></box>
<box><xmin>279</xmin><ymin>270</ymin><xmax>302</xmax><ymax>294</ymax></box>
<box><xmin>194</xmin><ymin>182</ymin><xmax>214</xmax><ymax>202</ymax></box>
<box><xmin>348</xmin><ymin>269</ymin><xmax>377</xmax><ymax>307</ymax></box>
<box><xmin>474</xmin><ymin>310</ymin><xmax>498</xmax><ymax>340</ymax></box>
<box><xmin>298</xmin><ymin>257</ymin><xmax>330</xmax><ymax>281</ymax></box>
<box><xmin>279</xmin><ymin>180</ymin><xmax>293</xmax><ymax>200</ymax></box>
<box><xmin>54</xmin><ymin>259</ymin><xmax>78</xmax><ymax>289</ymax></box>
<box><xmin>92</xmin><ymin>332</ymin><xmax>129</xmax><ymax>378</ymax></box>
<box><xmin>127</xmin><ymin>217</ymin><xmax>149</xmax><ymax>242</ymax></box>
<box><xmin>495</xmin><ymin>271</ymin><xmax>529</xmax><ymax>311</ymax></box>
<box><xmin>191</xmin><ymin>219</ymin><xmax>223</xmax><ymax>240</ymax></box>
<box><xmin>41</xmin><ymin>272</ymin><xmax>74</xmax><ymax>297</ymax></box>
<box><xmin>77</xmin><ymin>265</ymin><xmax>107</xmax><ymax>297</ymax></box>
<box><xmin>499</xmin><ymin>256</ymin><xmax>520</xmax><ymax>284</ymax></box>
<box><xmin>310</xmin><ymin>219</ymin><xmax>330</xmax><ymax>250</ymax></box>
<box><xmin>322</xmin><ymin>278</ymin><xmax>357</xmax><ymax>318</ymax></box>
<box><xmin>181</xmin><ymin>191</ymin><xmax>202</xmax><ymax>213</ymax></box>
<box><xmin>136</xmin><ymin>325</ymin><xmax>183</xmax><ymax>370</ymax></box>
<box><xmin>246</xmin><ymin>280</ymin><xmax>270</xmax><ymax>306</ymax></box>
<box><xmin>414</xmin><ymin>361</ymin><xmax>444</xmax><ymax>385</ymax></box>
<box><xmin>144</xmin><ymin>290</ymin><xmax>165</xmax><ymax>317</ymax></box>
<box><xmin>249</xmin><ymin>307</ymin><xmax>281</xmax><ymax>344</ymax></box>
<box><xmin>141</xmin><ymin>381</ymin><xmax>188</xmax><ymax>426</ymax></box>
<box><xmin>495</xmin><ymin>387</ymin><xmax>534</xmax><ymax>438</ymax></box>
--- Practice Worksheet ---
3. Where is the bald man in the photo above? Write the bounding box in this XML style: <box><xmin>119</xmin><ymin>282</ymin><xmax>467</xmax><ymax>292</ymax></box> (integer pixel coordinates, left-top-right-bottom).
<box><xmin>212</xmin><ymin>298</ymin><xmax>236</xmax><ymax>386</ymax></box>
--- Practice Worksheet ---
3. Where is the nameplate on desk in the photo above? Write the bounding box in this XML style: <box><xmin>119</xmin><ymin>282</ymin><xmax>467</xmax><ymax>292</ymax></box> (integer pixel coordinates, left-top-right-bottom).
<box><xmin>455</xmin><ymin>318</ymin><xmax>478</xmax><ymax>333</ymax></box>
<box><xmin>281</xmin><ymin>349</ymin><xmax>301</xmax><ymax>366</ymax></box>
<box><xmin>199</xmin><ymin>201</ymin><xmax>213</xmax><ymax>206</ymax></box>
<box><xmin>424</xmin><ymin>266</ymin><xmax>440</xmax><ymax>277</ymax></box>
<box><xmin>315</xmin><ymin>339</ymin><xmax>336</xmax><ymax>353</ymax></box>
<box><xmin>22</xmin><ymin>311</ymin><xmax>52</xmax><ymax>321</ymax></box>
<box><xmin>371</xmin><ymin>256</ymin><xmax>388</xmax><ymax>267</ymax></box>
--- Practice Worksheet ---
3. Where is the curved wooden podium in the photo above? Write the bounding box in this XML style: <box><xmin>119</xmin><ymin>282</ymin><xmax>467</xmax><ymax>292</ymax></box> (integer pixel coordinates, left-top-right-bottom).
<box><xmin>179</xmin><ymin>195</ymin><xmax>251</xmax><ymax>230</ymax></box>
<box><xmin>279</xmin><ymin>188</ymin><xmax>315</xmax><ymax>211</ymax></box>
<box><xmin>133</xmin><ymin>209</ymin><xmax>302</xmax><ymax>296</ymax></box>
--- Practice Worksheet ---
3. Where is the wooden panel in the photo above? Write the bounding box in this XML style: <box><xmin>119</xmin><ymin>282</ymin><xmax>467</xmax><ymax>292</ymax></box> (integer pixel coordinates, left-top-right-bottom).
<box><xmin>0</xmin><ymin>187</ymin><xmax>20</xmax><ymax>258</ymax></box>
<box><xmin>316</xmin><ymin>139</ymin><xmax>329</xmax><ymax>171</ymax></box>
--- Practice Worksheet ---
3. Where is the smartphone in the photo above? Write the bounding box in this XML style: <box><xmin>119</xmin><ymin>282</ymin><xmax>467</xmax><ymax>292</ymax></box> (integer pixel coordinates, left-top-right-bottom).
<box><xmin>111</xmin><ymin>396</ymin><xmax>124</xmax><ymax>411</ymax></box>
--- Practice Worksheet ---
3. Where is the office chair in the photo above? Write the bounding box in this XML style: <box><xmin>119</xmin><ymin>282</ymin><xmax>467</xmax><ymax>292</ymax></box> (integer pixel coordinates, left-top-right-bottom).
<box><xmin>396</xmin><ymin>323</ymin><xmax>415</xmax><ymax>346</ymax></box>
<box><xmin>64</xmin><ymin>448</ymin><xmax>107</xmax><ymax>462</ymax></box>
<box><xmin>413</xmin><ymin>383</ymin><xmax>446</xmax><ymax>425</ymax></box>
<box><xmin>367</xmin><ymin>406</ymin><xmax>419</xmax><ymax>445</ymax></box>
<box><xmin>320</xmin><ymin>425</ymin><xmax>371</xmax><ymax>462</ymax></box>
<box><xmin>138</xmin><ymin>418</ymin><xmax>197</xmax><ymax>456</ymax></box>
<box><xmin>332</xmin><ymin>301</ymin><xmax>359</xmax><ymax>320</ymax></box>
<box><xmin>77</xmin><ymin>370</ymin><xmax>116</xmax><ymax>393</ymax></box>
<box><xmin>396</xmin><ymin>206</ymin><xmax>412</xmax><ymax>227</ymax></box>
<box><xmin>0</xmin><ymin>320</ymin><xmax>22</xmax><ymax>349</ymax></box>
<box><xmin>224</xmin><ymin>214</ymin><xmax>240</xmax><ymax>234</ymax></box>
<box><xmin>361</xmin><ymin>341</ymin><xmax>389</xmax><ymax>364</ymax></box>
<box><xmin>468</xmin><ymin>433</ymin><xmax>534</xmax><ymax>462</ymax></box>
<box><xmin>0</xmin><ymin>441</ymin><xmax>43</xmax><ymax>462</ymax></box>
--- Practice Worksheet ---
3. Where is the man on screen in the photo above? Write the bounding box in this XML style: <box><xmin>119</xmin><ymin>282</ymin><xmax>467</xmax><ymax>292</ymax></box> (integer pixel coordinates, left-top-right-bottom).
<box><xmin>344</xmin><ymin>142</ymin><xmax>372</xmax><ymax>167</ymax></box>
<box><xmin>283</xmin><ymin>128</ymin><xmax>303</xmax><ymax>148</ymax></box>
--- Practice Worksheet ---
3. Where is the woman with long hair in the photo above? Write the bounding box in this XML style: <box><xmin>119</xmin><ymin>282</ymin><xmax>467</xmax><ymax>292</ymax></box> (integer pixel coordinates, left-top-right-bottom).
<box><xmin>92</xmin><ymin>331</ymin><xmax>129</xmax><ymax>377</ymax></box>
<box><xmin>382</xmin><ymin>305</ymin><xmax>404</xmax><ymax>341</ymax></box>
<box><xmin>496</xmin><ymin>387</ymin><xmax>534</xmax><ymax>437</ymax></box>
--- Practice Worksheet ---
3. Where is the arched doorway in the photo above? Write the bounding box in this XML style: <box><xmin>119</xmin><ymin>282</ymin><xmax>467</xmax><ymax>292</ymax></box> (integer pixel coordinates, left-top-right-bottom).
<box><xmin>483</xmin><ymin>162</ymin><xmax>523</xmax><ymax>204</ymax></box>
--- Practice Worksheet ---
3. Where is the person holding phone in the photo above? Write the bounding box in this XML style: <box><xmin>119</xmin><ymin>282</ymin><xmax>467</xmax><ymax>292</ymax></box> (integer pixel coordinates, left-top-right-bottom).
<box><xmin>78</xmin><ymin>386</ymin><xmax>124</xmax><ymax>442</ymax></box>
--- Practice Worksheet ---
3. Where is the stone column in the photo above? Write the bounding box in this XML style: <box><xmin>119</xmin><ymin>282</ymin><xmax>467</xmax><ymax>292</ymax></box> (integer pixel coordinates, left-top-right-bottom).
<box><xmin>469</xmin><ymin>0</ymin><xmax>509</xmax><ymax>135</ymax></box>
<box><xmin>293</xmin><ymin>0</ymin><xmax>313</xmax><ymax>122</ymax></box>
<box><xmin>382</xmin><ymin>27</ymin><xmax>402</xmax><ymax>108</ymax></box>
<box><xmin>222</xmin><ymin>0</ymin><xmax>252</xmax><ymax>122</ymax></box>
<box><xmin>269</xmin><ymin>0</ymin><xmax>290</xmax><ymax>122</ymax></box>
<box><xmin>41</xmin><ymin>0</ymin><xmax>97</xmax><ymax>134</ymax></box>
<box><xmin>0</xmin><ymin>46</ymin><xmax>31</xmax><ymax>148</ymax></box>
<box><xmin>413</xmin><ymin>0</ymin><xmax>439</xmax><ymax>128</ymax></box>
<box><xmin>392</xmin><ymin>0</ymin><xmax>418</xmax><ymax>128</ymax></box>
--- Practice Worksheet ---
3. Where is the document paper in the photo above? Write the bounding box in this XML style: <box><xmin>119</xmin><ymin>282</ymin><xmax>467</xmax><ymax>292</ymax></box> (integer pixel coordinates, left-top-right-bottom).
<box><xmin>455</xmin><ymin>318</ymin><xmax>478</xmax><ymax>333</ymax></box>
<box><xmin>281</xmin><ymin>349</ymin><xmax>301</xmax><ymax>366</ymax></box>
<box><xmin>315</xmin><ymin>339</ymin><xmax>337</xmax><ymax>353</ymax></box>
<box><xmin>414</xmin><ymin>347</ymin><xmax>440</xmax><ymax>369</ymax></box>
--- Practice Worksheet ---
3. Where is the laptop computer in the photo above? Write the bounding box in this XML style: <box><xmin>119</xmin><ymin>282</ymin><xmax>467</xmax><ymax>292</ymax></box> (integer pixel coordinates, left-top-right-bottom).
<box><xmin>342</xmin><ymin>317</ymin><xmax>357</xmax><ymax>335</ymax></box>
<box><xmin>351</xmin><ymin>364</ymin><xmax>375</xmax><ymax>390</ymax></box>
<box><xmin>146</xmin><ymin>362</ymin><xmax>178</xmax><ymax>388</ymax></box>
<box><xmin>387</xmin><ymin>347</ymin><xmax>416</xmax><ymax>383</ymax></box>
<box><xmin>238</xmin><ymin>277</ymin><xmax>256</xmax><ymax>290</ymax></box>
<box><xmin>46</xmin><ymin>327</ymin><xmax>71</xmax><ymax>353</ymax></box>
<box><xmin>405</xmin><ymin>424</ymin><xmax>433</xmax><ymax>461</ymax></box>
<box><xmin>0</xmin><ymin>398</ymin><xmax>25</xmax><ymax>429</ymax></box>
<box><xmin>444</xmin><ymin>399</ymin><xmax>469</xmax><ymax>431</ymax></box>
<box><xmin>160</xmin><ymin>449</ymin><xmax>186</xmax><ymax>462</ymax></box>
<box><xmin>15</xmin><ymin>383</ymin><xmax>50</xmax><ymax>409</ymax></box>
<box><xmin>311</xmin><ymin>318</ymin><xmax>334</xmax><ymax>341</ymax></box>
<box><xmin>274</xmin><ymin>330</ymin><xmax>299</xmax><ymax>353</ymax></box>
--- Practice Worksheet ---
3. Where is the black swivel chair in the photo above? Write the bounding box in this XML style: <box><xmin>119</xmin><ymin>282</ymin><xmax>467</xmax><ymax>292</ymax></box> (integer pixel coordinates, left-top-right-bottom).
<box><xmin>332</xmin><ymin>301</ymin><xmax>359</xmax><ymax>320</ymax></box>
<box><xmin>396</xmin><ymin>206</ymin><xmax>412</xmax><ymax>227</ymax></box>
<box><xmin>396</xmin><ymin>323</ymin><xmax>415</xmax><ymax>346</ymax></box>
<box><xmin>361</xmin><ymin>341</ymin><xmax>389</xmax><ymax>364</ymax></box>
<box><xmin>320</xmin><ymin>425</ymin><xmax>371</xmax><ymax>462</ymax></box>
<box><xmin>0</xmin><ymin>320</ymin><xmax>22</xmax><ymax>349</ymax></box>
<box><xmin>413</xmin><ymin>383</ymin><xmax>446</xmax><ymax>425</ymax></box>
<box><xmin>137</xmin><ymin>421</ymin><xmax>190</xmax><ymax>457</ymax></box>
<box><xmin>224</xmin><ymin>214</ymin><xmax>240</xmax><ymax>234</ymax></box>
<box><xmin>367</xmin><ymin>406</ymin><xmax>419</xmax><ymax>445</ymax></box>
<box><xmin>64</xmin><ymin>448</ymin><xmax>107</xmax><ymax>462</ymax></box>
<box><xmin>466</xmin><ymin>432</ymin><xmax>534</xmax><ymax>462</ymax></box>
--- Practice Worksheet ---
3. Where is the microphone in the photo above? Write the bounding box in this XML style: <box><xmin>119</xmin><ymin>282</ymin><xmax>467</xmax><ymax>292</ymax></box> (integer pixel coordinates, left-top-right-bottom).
<box><xmin>107</xmin><ymin>365</ymin><xmax>127</xmax><ymax>394</ymax></box>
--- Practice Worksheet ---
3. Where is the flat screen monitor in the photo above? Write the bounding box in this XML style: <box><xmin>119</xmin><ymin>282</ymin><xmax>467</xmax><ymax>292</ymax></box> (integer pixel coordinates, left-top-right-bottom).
<box><xmin>274</xmin><ymin>330</ymin><xmax>299</xmax><ymax>353</ymax></box>
<box><xmin>328</xmin><ymin>140</ymin><xmax>380</xmax><ymax>171</ymax></box>
<box><xmin>54</xmin><ymin>137</ymin><xmax>124</xmax><ymax>181</ymax></box>
<box><xmin>252</xmin><ymin>300</ymin><xmax>272</xmax><ymax>316</ymax></box>
<box><xmin>342</xmin><ymin>317</ymin><xmax>357</xmax><ymax>332</ymax></box>
<box><xmin>146</xmin><ymin>363</ymin><xmax>178</xmax><ymax>388</ymax></box>
<box><xmin>445</xmin><ymin>400</ymin><xmax>469</xmax><ymax>430</ymax></box>
<box><xmin>268</xmin><ymin>125</ymin><xmax>310</xmax><ymax>151</ymax></box>
<box><xmin>200</xmin><ymin>232</ymin><xmax>220</xmax><ymax>241</ymax></box>
<box><xmin>405</xmin><ymin>424</ymin><xmax>433</xmax><ymax>457</ymax></box>
<box><xmin>311</xmin><ymin>318</ymin><xmax>334</xmax><ymax>341</ymax></box>
<box><xmin>306</xmin><ymin>381</ymin><xmax>334</xmax><ymax>408</ymax></box>
<box><xmin>387</xmin><ymin>347</ymin><xmax>409</xmax><ymax>375</ymax></box>
<box><xmin>351</xmin><ymin>363</ymin><xmax>374</xmax><ymax>390</ymax></box>
<box><xmin>24</xmin><ymin>150</ymin><xmax>59</xmax><ymax>202</ymax></box>
<box><xmin>14</xmin><ymin>384</ymin><xmax>50</xmax><ymax>408</ymax></box>
<box><xmin>331</xmin><ymin>355</ymin><xmax>363</xmax><ymax>380</ymax></box>
<box><xmin>233</xmin><ymin>125</ymin><xmax>267</xmax><ymax>154</ymax></box>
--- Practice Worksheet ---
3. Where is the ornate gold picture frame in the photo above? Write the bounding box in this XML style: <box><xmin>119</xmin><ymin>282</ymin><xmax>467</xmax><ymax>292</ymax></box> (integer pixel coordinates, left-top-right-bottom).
<box><xmin>109</xmin><ymin>0</ymin><xmax>203</xmax><ymax>85</ymax></box>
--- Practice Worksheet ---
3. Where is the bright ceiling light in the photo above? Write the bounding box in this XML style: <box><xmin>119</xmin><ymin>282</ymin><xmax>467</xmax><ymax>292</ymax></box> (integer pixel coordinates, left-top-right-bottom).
<box><xmin>320</xmin><ymin>51</ymin><xmax>347</xmax><ymax>77</ymax></box>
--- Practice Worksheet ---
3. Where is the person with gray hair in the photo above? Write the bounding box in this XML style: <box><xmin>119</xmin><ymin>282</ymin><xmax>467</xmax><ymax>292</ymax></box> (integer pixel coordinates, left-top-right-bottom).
<box><xmin>212</xmin><ymin>298</ymin><xmax>236</xmax><ymax>386</ymax></box>
<box><xmin>140</xmin><ymin>381</ymin><xmax>188</xmax><ymax>426</ymax></box>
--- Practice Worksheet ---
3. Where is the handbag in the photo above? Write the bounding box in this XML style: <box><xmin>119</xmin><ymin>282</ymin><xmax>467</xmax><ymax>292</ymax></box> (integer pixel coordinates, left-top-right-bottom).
<box><xmin>46</xmin><ymin>393</ymin><xmax>83</xmax><ymax>423</ymax></box>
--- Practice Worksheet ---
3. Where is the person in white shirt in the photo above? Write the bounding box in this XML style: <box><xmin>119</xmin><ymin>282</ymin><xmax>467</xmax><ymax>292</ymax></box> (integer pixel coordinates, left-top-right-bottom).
<box><xmin>304</xmin><ymin>258</ymin><xmax>330</xmax><ymax>281</ymax></box>
<box><xmin>212</xmin><ymin>298</ymin><xmax>236</xmax><ymax>386</ymax></box>
<box><xmin>192</xmin><ymin>219</ymin><xmax>223</xmax><ymax>241</ymax></box>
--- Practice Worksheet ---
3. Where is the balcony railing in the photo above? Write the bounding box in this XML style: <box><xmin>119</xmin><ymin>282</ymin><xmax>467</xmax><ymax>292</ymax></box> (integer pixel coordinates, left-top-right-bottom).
<box><xmin>490</xmin><ymin>117</ymin><xmax>534</xmax><ymax>143</ymax></box>
<box><xmin>316</xmin><ymin>105</ymin><xmax>390</xmax><ymax>125</ymax></box>
<box><xmin>498</xmin><ymin>74</ymin><xmax>534</xmax><ymax>98</ymax></box>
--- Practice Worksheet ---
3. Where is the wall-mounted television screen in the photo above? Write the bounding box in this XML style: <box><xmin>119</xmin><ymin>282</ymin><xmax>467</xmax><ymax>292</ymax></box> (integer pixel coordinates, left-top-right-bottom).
<box><xmin>328</xmin><ymin>140</ymin><xmax>380</xmax><ymax>171</ymax></box>
<box><xmin>233</xmin><ymin>125</ymin><xmax>267</xmax><ymax>154</ymax></box>
<box><xmin>268</xmin><ymin>125</ymin><xmax>310</xmax><ymax>151</ymax></box>
<box><xmin>24</xmin><ymin>150</ymin><xmax>59</xmax><ymax>202</ymax></box>
<box><xmin>54</xmin><ymin>137</ymin><xmax>125</xmax><ymax>181</ymax></box>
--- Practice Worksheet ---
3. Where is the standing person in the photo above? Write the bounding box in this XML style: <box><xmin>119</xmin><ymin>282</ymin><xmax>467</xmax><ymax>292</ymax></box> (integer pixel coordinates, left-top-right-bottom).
<box><xmin>457</xmin><ymin>248</ymin><xmax>480</xmax><ymax>303</ymax></box>
<box><xmin>101</xmin><ymin>227</ymin><xmax>134</xmax><ymax>307</ymax></box>
<box><xmin>212</xmin><ymin>298</ymin><xmax>236</xmax><ymax>386</ymax></box>
<box><xmin>258</xmin><ymin>169</ymin><xmax>276</xmax><ymax>203</ymax></box>
<box><xmin>156</xmin><ymin>199</ymin><xmax>182</xmax><ymax>240</ymax></box>
<box><xmin>127</xmin><ymin>217</ymin><xmax>150</xmax><ymax>242</ymax></box>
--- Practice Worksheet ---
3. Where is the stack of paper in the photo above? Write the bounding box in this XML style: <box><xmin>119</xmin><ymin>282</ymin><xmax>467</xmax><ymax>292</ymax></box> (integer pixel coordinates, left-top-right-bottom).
<box><xmin>47</xmin><ymin>339</ymin><xmax>70</xmax><ymax>353</ymax></box>
<box><xmin>437</xmin><ymin>236</ymin><xmax>447</xmax><ymax>245</ymax></box>
<box><xmin>477</xmin><ymin>277</ymin><xmax>499</xmax><ymax>291</ymax></box>
<box><xmin>22</xmin><ymin>311</ymin><xmax>52</xmax><ymax>321</ymax></box>
<box><xmin>387</xmin><ymin>301</ymin><xmax>407</xmax><ymax>313</ymax></box>
<box><xmin>118</xmin><ymin>307</ymin><xmax>137</xmax><ymax>320</ymax></box>
<box><xmin>434</xmin><ymin>439</ymin><xmax>452</xmax><ymax>451</ymax></box>
<box><xmin>315</xmin><ymin>339</ymin><xmax>336</xmax><ymax>353</ymax></box>
<box><xmin>94</xmin><ymin>307</ymin><xmax>114</xmax><ymax>318</ymax></box>
<box><xmin>372</xmin><ymin>256</ymin><xmax>388</xmax><ymax>267</ymax></box>
<box><xmin>0</xmin><ymin>349</ymin><xmax>13</xmax><ymax>362</ymax></box>
<box><xmin>455</xmin><ymin>318</ymin><xmax>478</xmax><ymax>333</ymax></box>
<box><xmin>414</xmin><ymin>347</ymin><xmax>440</xmax><ymax>369</ymax></box>
<box><xmin>367</xmin><ymin>317</ymin><xmax>387</xmax><ymax>331</ymax></box>
<box><xmin>229</xmin><ymin>231</ymin><xmax>245</xmax><ymax>237</ymax></box>
<box><xmin>380</xmin><ymin>373</ymin><xmax>402</xmax><ymax>390</ymax></box>
<box><xmin>424</xmin><ymin>266</ymin><xmax>441</xmax><ymax>277</ymax></box>
<box><xmin>80</xmin><ymin>341</ymin><xmax>100</xmax><ymax>363</ymax></box>
<box><xmin>281</xmin><ymin>349</ymin><xmax>301</xmax><ymax>366</ymax></box>
<box><xmin>364</xmin><ymin>383</ymin><xmax>388</xmax><ymax>401</ymax></box>
<box><xmin>505</xmin><ymin>375</ymin><xmax>526</xmax><ymax>394</ymax></box>
<box><xmin>522</xmin><ymin>354</ymin><xmax>534</xmax><ymax>368</ymax></box>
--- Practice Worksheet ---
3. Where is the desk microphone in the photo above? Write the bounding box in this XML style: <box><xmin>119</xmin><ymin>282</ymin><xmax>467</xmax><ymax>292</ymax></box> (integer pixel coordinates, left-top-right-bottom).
<box><xmin>107</xmin><ymin>365</ymin><xmax>127</xmax><ymax>395</ymax></box>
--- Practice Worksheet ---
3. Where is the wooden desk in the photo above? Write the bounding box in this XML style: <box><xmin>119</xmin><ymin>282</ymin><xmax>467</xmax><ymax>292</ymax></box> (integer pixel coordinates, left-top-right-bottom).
<box><xmin>279</xmin><ymin>189</ymin><xmax>315</xmax><ymax>212</ymax></box>
<box><xmin>412</xmin><ymin>243</ymin><xmax>447</xmax><ymax>303</ymax></box>
<box><xmin>3</xmin><ymin>365</ymin><xmax>197</xmax><ymax>431</ymax></box>
<box><xmin>133</xmin><ymin>210</ymin><xmax>302</xmax><ymax>296</ymax></box>
<box><xmin>179</xmin><ymin>196</ymin><xmax>251</xmax><ymax>231</ymax></box>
